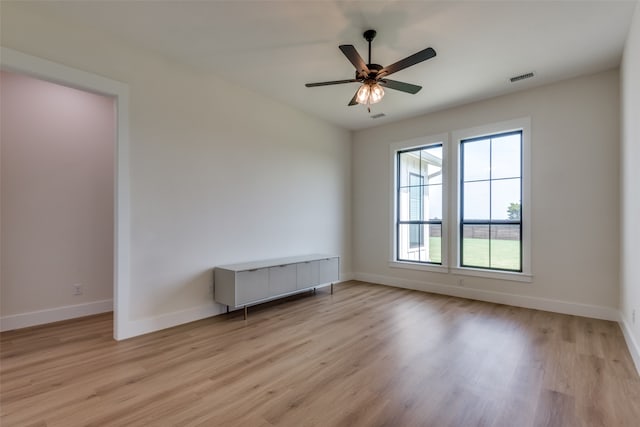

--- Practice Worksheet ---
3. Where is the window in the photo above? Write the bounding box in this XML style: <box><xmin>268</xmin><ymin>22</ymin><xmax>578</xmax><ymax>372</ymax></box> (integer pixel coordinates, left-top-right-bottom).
<box><xmin>396</xmin><ymin>144</ymin><xmax>443</xmax><ymax>264</ymax></box>
<box><xmin>390</xmin><ymin>119</ymin><xmax>530</xmax><ymax>281</ymax></box>
<box><xmin>460</xmin><ymin>131</ymin><xmax>522</xmax><ymax>272</ymax></box>
<box><xmin>451</xmin><ymin>117</ymin><xmax>531</xmax><ymax>281</ymax></box>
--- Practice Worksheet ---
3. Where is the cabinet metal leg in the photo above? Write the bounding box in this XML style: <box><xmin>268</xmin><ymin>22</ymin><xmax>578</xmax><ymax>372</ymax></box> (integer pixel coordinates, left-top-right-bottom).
<box><xmin>226</xmin><ymin>305</ymin><xmax>229</xmax><ymax>314</ymax></box>
<box><xmin>244</xmin><ymin>306</ymin><xmax>247</xmax><ymax>320</ymax></box>
<box><xmin>331</xmin><ymin>283</ymin><xmax>334</xmax><ymax>295</ymax></box>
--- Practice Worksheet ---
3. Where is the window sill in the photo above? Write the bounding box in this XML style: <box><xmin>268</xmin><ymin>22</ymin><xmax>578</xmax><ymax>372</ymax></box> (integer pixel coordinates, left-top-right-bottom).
<box><xmin>450</xmin><ymin>267</ymin><xmax>533</xmax><ymax>283</ymax></box>
<box><xmin>388</xmin><ymin>261</ymin><xmax>449</xmax><ymax>274</ymax></box>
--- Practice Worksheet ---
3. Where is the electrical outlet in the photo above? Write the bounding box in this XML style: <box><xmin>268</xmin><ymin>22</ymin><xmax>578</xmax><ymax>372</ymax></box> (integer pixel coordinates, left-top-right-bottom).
<box><xmin>73</xmin><ymin>284</ymin><xmax>83</xmax><ymax>296</ymax></box>
<box><xmin>458</xmin><ymin>278</ymin><xmax>465</xmax><ymax>287</ymax></box>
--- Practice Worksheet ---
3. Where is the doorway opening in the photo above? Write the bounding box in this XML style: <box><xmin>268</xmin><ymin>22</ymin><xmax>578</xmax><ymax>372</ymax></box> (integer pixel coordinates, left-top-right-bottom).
<box><xmin>0</xmin><ymin>47</ymin><xmax>132</xmax><ymax>340</ymax></box>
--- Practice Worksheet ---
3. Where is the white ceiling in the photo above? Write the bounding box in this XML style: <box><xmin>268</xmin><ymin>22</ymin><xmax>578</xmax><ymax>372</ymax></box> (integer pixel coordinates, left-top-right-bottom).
<box><xmin>26</xmin><ymin>0</ymin><xmax>637</xmax><ymax>130</ymax></box>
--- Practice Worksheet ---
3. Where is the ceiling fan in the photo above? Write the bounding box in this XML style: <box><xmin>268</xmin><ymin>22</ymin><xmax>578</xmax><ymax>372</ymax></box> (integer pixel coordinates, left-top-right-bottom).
<box><xmin>305</xmin><ymin>29</ymin><xmax>436</xmax><ymax>112</ymax></box>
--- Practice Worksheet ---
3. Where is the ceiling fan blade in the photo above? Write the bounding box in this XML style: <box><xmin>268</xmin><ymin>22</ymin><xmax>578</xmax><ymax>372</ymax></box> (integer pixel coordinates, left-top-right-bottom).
<box><xmin>305</xmin><ymin>79</ymin><xmax>360</xmax><ymax>87</ymax></box>
<box><xmin>348</xmin><ymin>90</ymin><xmax>359</xmax><ymax>106</ymax></box>
<box><xmin>379</xmin><ymin>79</ymin><xmax>422</xmax><ymax>94</ymax></box>
<box><xmin>339</xmin><ymin>45</ymin><xmax>370</xmax><ymax>77</ymax></box>
<box><xmin>379</xmin><ymin>47</ymin><xmax>436</xmax><ymax>77</ymax></box>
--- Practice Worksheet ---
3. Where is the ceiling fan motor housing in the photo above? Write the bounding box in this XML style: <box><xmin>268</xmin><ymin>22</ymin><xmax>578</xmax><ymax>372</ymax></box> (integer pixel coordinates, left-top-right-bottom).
<box><xmin>356</xmin><ymin>63</ymin><xmax>383</xmax><ymax>79</ymax></box>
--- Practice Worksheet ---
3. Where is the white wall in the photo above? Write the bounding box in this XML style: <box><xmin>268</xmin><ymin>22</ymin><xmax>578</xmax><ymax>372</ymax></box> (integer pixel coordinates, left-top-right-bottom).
<box><xmin>0</xmin><ymin>3</ymin><xmax>351</xmax><ymax>335</ymax></box>
<box><xmin>353</xmin><ymin>69</ymin><xmax>620</xmax><ymax>318</ymax></box>
<box><xmin>620</xmin><ymin>1</ymin><xmax>640</xmax><ymax>370</ymax></box>
<box><xmin>0</xmin><ymin>70</ymin><xmax>114</xmax><ymax>322</ymax></box>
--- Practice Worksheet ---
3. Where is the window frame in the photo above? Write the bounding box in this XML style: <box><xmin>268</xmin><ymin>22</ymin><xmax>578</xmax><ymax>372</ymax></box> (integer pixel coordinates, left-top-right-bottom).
<box><xmin>451</xmin><ymin>118</ymin><xmax>532</xmax><ymax>282</ymax></box>
<box><xmin>390</xmin><ymin>134</ymin><xmax>449</xmax><ymax>273</ymax></box>
<box><xmin>459</xmin><ymin>130</ymin><xmax>523</xmax><ymax>272</ymax></box>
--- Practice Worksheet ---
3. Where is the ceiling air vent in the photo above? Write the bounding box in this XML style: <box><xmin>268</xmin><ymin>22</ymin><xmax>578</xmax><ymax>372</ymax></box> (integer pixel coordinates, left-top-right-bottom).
<box><xmin>510</xmin><ymin>72</ymin><xmax>535</xmax><ymax>83</ymax></box>
<box><xmin>370</xmin><ymin>113</ymin><xmax>386</xmax><ymax>119</ymax></box>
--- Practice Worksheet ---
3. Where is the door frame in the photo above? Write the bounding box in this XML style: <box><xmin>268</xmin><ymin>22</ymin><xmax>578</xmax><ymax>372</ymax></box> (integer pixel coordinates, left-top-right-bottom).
<box><xmin>1</xmin><ymin>47</ymin><xmax>131</xmax><ymax>340</ymax></box>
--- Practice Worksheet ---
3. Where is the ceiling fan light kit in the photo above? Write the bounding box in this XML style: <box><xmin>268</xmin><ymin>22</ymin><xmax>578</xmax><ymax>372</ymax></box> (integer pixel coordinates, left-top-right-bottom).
<box><xmin>356</xmin><ymin>81</ymin><xmax>385</xmax><ymax>108</ymax></box>
<box><xmin>305</xmin><ymin>29</ymin><xmax>436</xmax><ymax>112</ymax></box>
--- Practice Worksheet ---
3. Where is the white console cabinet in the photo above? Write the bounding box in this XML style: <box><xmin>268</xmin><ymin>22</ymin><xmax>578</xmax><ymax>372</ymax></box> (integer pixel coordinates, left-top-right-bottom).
<box><xmin>214</xmin><ymin>255</ymin><xmax>339</xmax><ymax>319</ymax></box>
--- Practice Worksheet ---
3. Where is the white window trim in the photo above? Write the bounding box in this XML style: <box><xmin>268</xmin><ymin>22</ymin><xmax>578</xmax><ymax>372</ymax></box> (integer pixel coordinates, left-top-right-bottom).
<box><xmin>389</xmin><ymin>133</ymin><xmax>449</xmax><ymax>273</ymax></box>
<box><xmin>388</xmin><ymin>260</ymin><xmax>450</xmax><ymax>274</ymax></box>
<box><xmin>449</xmin><ymin>267</ymin><xmax>532</xmax><ymax>282</ymax></box>
<box><xmin>450</xmin><ymin>117</ymin><xmax>532</xmax><ymax>282</ymax></box>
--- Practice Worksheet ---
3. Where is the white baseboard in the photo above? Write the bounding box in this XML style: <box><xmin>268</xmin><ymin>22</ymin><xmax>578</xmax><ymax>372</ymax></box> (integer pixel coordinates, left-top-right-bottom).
<box><xmin>352</xmin><ymin>272</ymin><xmax>620</xmax><ymax>321</ymax></box>
<box><xmin>118</xmin><ymin>276</ymin><xmax>355</xmax><ymax>340</ymax></box>
<box><xmin>338</xmin><ymin>273</ymin><xmax>355</xmax><ymax>282</ymax></box>
<box><xmin>0</xmin><ymin>299</ymin><xmax>113</xmax><ymax>332</ymax></box>
<box><xmin>120</xmin><ymin>304</ymin><xmax>224</xmax><ymax>340</ymax></box>
<box><xmin>619</xmin><ymin>314</ymin><xmax>640</xmax><ymax>376</ymax></box>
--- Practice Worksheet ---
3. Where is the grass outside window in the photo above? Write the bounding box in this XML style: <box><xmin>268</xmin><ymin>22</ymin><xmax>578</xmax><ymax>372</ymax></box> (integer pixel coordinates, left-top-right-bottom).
<box><xmin>429</xmin><ymin>237</ymin><xmax>520</xmax><ymax>271</ymax></box>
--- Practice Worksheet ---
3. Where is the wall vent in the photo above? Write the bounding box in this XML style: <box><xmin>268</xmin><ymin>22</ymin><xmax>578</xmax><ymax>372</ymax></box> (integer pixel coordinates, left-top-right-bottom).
<box><xmin>370</xmin><ymin>113</ymin><xmax>386</xmax><ymax>119</ymax></box>
<box><xmin>510</xmin><ymin>72</ymin><xmax>535</xmax><ymax>83</ymax></box>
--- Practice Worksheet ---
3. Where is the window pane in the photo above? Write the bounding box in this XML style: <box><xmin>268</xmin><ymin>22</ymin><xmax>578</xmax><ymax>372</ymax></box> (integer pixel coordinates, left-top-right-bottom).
<box><xmin>491</xmin><ymin>133</ymin><xmax>521</xmax><ymax>180</ymax></box>
<box><xmin>398</xmin><ymin>187</ymin><xmax>409</xmax><ymax>221</ymax></box>
<box><xmin>409</xmin><ymin>223</ymin><xmax>423</xmax><ymax>249</ymax></box>
<box><xmin>398</xmin><ymin>151</ymin><xmax>417</xmax><ymax>188</ymax></box>
<box><xmin>409</xmin><ymin>173</ymin><xmax>423</xmax><ymax>222</ymax></box>
<box><xmin>424</xmin><ymin>184</ymin><xmax>442</xmax><ymax>220</ymax></box>
<box><xmin>400</xmin><ymin>147</ymin><xmax>443</xmax><ymax>188</ymax></box>
<box><xmin>422</xmin><ymin>146</ymin><xmax>443</xmax><ymax>184</ymax></box>
<box><xmin>463</xmin><ymin>181</ymin><xmax>490</xmax><ymax>220</ymax></box>
<box><xmin>426</xmin><ymin>163</ymin><xmax>443</xmax><ymax>184</ymax></box>
<box><xmin>398</xmin><ymin>224</ymin><xmax>422</xmax><ymax>261</ymax></box>
<box><xmin>398</xmin><ymin>223</ymin><xmax>441</xmax><ymax>263</ymax></box>
<box><xmin>490</xmin><ymin>225</ymin><xmax>521</xmax><ymax>270</ymax></box>
<box><xmin>491</xmin><ymin>178</ymin><xmax>521</xmax><ymax>220</ymax></box>
<box><xmin>398</xmin><ymin>184</ymin><xmax>425</xmax><ymax>222</ymax></box>
<box><xmin>463</xmin><ymin>138</ymin><xmax>490</xmax><ymax>181</ymax></box>
<box><xmin>462</xmin><ymin>225</ymin><xmax>490</xmax><ymax>268</ymax></box>
<box><xmin>426</xmin><ymin>223</ymin><xmax>442</xmax><ymax>263</ymax></box>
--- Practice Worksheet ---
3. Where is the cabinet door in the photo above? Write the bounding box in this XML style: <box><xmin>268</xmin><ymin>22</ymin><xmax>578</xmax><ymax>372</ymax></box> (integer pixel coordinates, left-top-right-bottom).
<box><xmin>296</xmin><ymin>261</ymin><xmax>319</xmax><ymax>290</ymax></box>
<box><xmin>236</xmin><ymin>268</ymin><xmax>269</xmax><ymax>305</ymax></box>
<box><xmin>269</xmin><ymin>264</ymin><xmax>297</xmax><ymax>296</ymax></box>
<box><xmin>318</xmin><ymin>257</ymin><xmax>339</xmax><ymax>284</ymax></box>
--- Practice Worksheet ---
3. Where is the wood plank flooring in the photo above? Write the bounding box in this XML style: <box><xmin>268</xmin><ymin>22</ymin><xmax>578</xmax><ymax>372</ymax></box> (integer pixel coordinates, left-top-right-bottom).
<box><xmin>2</xmin><ymin>281</ymin><xmax>639</xmax><ymax>426</ymax></box>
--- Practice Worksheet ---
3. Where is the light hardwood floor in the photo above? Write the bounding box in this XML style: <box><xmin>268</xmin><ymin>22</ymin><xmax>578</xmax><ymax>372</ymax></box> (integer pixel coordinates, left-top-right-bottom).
<box><xmin>1</xmin><ymin>281</ymin><xmax>639</xmax><ymax>427</ymax></box>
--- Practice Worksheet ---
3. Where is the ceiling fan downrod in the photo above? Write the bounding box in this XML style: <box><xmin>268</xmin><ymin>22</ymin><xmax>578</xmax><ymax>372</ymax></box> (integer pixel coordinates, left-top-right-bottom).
<box><xmin>363</xmin><ymin>29</ymin><xmax>376</xmax><ymax>65</ymax></box>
